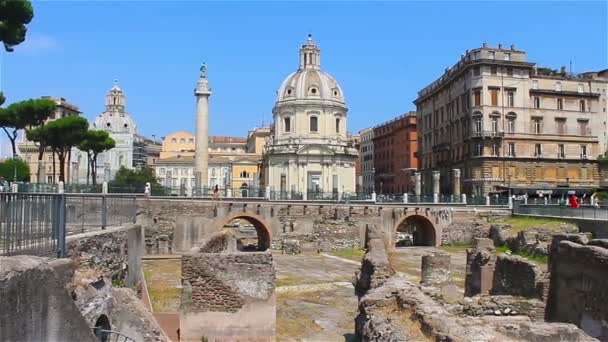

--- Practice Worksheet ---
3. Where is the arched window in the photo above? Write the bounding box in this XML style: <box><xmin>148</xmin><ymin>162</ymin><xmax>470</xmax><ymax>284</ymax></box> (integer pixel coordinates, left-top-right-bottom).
<box><xmin>580</xmin><ymin>100</ymin><xmax>586</xmax><ymax>112</ymax></box>
<box><xmin>118</xmin><ymin>154</ymin><xmax>124</xmax><ymax>166</ymax></box>
<box><xmin>310</xmin><ymin>116</ymin><xmax>318</xmax><ymax>132</ymax></box>
<box><xmin>240</xmin><ymin>171</ymin><xmax>249</xmax><ymax>178</ymax></box>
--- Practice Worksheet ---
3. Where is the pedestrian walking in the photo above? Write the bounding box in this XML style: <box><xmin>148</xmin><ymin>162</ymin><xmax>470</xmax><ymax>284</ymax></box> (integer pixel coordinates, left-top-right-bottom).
<box><xmin>212</xmin><ymin>185</ymin><xmax>220</xmax><ymax>201</ymax></box>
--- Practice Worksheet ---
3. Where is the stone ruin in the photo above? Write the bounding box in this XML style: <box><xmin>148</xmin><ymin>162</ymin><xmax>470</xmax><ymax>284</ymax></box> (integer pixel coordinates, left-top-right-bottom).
<box><xmin>353</xmin><ymin>225</ymin><xmax>598</xmax><ymax>341</ymax></box>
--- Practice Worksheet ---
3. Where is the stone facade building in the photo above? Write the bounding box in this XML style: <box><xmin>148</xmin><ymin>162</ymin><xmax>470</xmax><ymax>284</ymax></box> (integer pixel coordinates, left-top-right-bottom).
<box><xmin>155</xmin><ymin>130</ymin><xmax>267</xmax><ymax>195</ymax></box>
<box><xmin>264</xmin><ymin>35</ymin><xmax>357</xmax><ymax>197</ymax></box>
<box><xmin>358</xmin><ymin>128</ymin><xmax>375</xmax><ymax>194</ymax></box>
<box><xmin>372</xmin><ymin>112</ymin><xmax>418</xmax><ymax>194</ymax></box>
<box><xmin>415</xmin><ymin>44</ymin><xmax>606</xmax><ymax>196</ymax></box>
<box><xmin>18</xmin><ymin>96</ymin><xmax>81</xmax><ymax>183</ymax></box>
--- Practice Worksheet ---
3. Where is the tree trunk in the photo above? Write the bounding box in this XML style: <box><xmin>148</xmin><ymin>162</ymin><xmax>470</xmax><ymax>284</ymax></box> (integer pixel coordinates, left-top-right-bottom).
<box><xmin>36</xmin><ymin>148</ymin><xmax>44</xmax><ymax>183</ymax></box>
<box><xmin>58</xmin><ymin>150</ymin><xmax>66</xmax><ymax>183</ymax></box>
<box><xmin>86</xmin><ymin>152</ymin><xmax>91</xmax><ymax>186</ymax></box>
<box><xmin>67</xmin><ymin>149</ymin><xmax>71</xmax><ymax>184</ymax></box>
<box><xmin>52</xmin><ymin>151</ymin><xmax>56</xmax><ymax>183</ymax></box>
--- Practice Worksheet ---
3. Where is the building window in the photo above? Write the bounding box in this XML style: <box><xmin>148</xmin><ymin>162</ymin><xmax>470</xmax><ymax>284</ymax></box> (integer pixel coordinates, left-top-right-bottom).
<box><xmin>474</xmin><ymin>51</ymin><xmax>480</xmax><ymax>60</ymax></box>
<box><xmin>240</xmin><ymin>171</ymin><xmax>249</xmax><ymax>178</ymax></box>
<box><xmin>578</xmin><ymin>120</ymin><xmax>589</xmax><ymax>136</ymax></box>
<box><xmin>492</xmin><ymin>143</ymin><xmax>499</xmax><ymax>156</ymax></box>
<box><xmin>474</xmin><ymin>117</ymin><xmax>482</xmax><ymax>133</ymax></box>
<box><xmin>507</xmin><ymin>91</ymin><xmax>515</xmax><ymax>107</ymax></box>
<box><xmin>557</xmin><ymin>98</ymin><xmax>563</xmax><ymax>110</ymax></box>
<box><xmin>491</xmin><ymin>66</ymin><xmax>497</xmax><ymax>75</ymax></box>
<box><xmin>310</xmin><ymin>116</ymin><xmax>318</xmax><ymax>132</ymax></box>
<box><xmin>171</xmin><ymin>138</ymin><xmax>177</xmax><ymax>143</ymax></box>
<box><xmin>474</xmin><ymin>90</ymin><xmax>481</xmax><ymax>106</ymax></box>
<box><xmin>489</xmin><ymin>51</ymin><xmax>495</xmax><ymax>59</ymax></box>
<box><xmin>284</xmin><ymin>117</ymin><xmax>291</xmax><ymax>132</ymax></box>
<box><xmin>160</xmin><ymin>168</ymin><xmax>166</xmax><ymax>175</ymax></box>
<box><xmin>188</xmin><ymin>138</ymin><xmax>194</xmax><ymax>143</ymax></box>
<box><xmin>473</xmin><ymin>67</ymin><xmax>480</xmax><ymax>76</ymax></box>
<box><xmin>556</xmin><ymin>119</ymin><xmax>566</xmax><ymax>135</ymax></box>
<box><xmin>580</xmin><ymin>100</ymin><xmax>586</xmax><ymax>112</ymax></box>
<box><xmin>180</xmin><ymin>138</ymin><xmax>185</xmax><ymax>144</ymax></box>
<box><xmin>532</xmin><ymin>80</ymin><xmax>539</xmax><ymax>89</ymax></box>
<box><xmin>491</xmin><ymin>117</ymin><xmax>499</xmax><ymax>133</ymax></box>
<box><xmin>475</xmin><ymin>143</ymin><xmax>483</xmax><ymax>156</ymax></box>
<box><xmin>504</xmin><ymin>53</ymin><xmax>511</xmax><ymax>61</ymax></box>
<box><xmin>533</xmin><ymin>118</ymin><xmax>542</xmax><ymax>134</ymax></box>
<box><xmin>555</xmin><ymin>82</ymin><xmax>562</xmax><ymax>91</ymax></box>
<box><xmin>581</xmin><ymin>145</ymin><xmax>588</xmax><ymax>158</ymax></box>
<box><xmin>508</xmin><ymin>143</ymin><xmax>515</xmax><ymax>157</ymax></box>
<box><xmin>507</xmin><ymin>118</ymin><xmax>516</xmax><ymax>133</ymax></box>
<box><xmin>535</xmin><ymin>144</ymin><xmax>542</xmax><ymax>157</ymax></box>
<box><xmin>507</xmin><ymin>67</ymin><xmax>513</xmax><ymax>76</ymax></box>
<box><xmin>335</xmin><ymin>118</ymin><xmax>340</xmax><ymax>133</ymax></box>
<box><xmin>490</xmin><ymin>89</ymin><xmax>499</xmax><ymax>106</ymax></box>
<box><xmin>558</xmin><ymin>144</ymin><xmax>565</xmax><ymax>158</ymax></box>
<box><xmin>533</xmin><ymin>96</ymin><xmax>541</xmax><ymax>109</ymax></box>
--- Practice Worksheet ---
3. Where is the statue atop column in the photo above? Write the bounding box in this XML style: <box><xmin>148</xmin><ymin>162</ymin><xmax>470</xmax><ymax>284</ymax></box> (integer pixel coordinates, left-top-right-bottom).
<box><xmin>200</xmin><ymin>63</ymin><xmax>208</xmax><ymax>78</ymax></box>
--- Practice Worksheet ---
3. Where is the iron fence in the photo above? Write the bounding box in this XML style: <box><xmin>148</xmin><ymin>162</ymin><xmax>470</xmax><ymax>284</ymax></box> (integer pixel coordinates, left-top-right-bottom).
<box><xmin>513</xmin><ymin>201</ymin><xmax>608</xmax><ymax>221</ymax></box>
<box><xmin>1</xmin><ymin>193</ymin><xmax>137</xmax><ymax>257</ymax></box>
<box><xmin>0</xmin><ymin>193</ymin><xmax>65</xmax><ymax>257</ymax></box>
<box><xmin>65</xmin><ymin>194</ymin><xmax>137</xmax><ymax>234</ymax></box>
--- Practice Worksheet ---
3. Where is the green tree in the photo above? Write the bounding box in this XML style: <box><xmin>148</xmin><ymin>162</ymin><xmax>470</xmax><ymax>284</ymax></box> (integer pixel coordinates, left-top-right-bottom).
<box><xmin>0</xmin><ymin>0</ymin><xmax>34</xmax><ymax>52</ymax></box>
<box><xmin>0</xmin><ymin>157</ymin><xmax>29</xmax><ymax>182</ymax></box>
<box><xmin>18</xmin><ymin>98</ymin><xmax>57</xmax><ymax>182</ymax></box>
<box><xmin>110</xmin><ymin>166</ymin><xmax>161</xmax><ymax>192</ymax></box>
<box><xmin>0</xmin><ymin>98</ymin><xmax>55</xmax><ymax>161</ymax></box>
<box><xmin>44</xmin><ymin>116</ymin><xmax>88</xmax><ymax>182</ymax></box>
<box><xmin>77</xmin><ymin>130</ymin><xmax>115</xmax><ymax>185</ymax></box>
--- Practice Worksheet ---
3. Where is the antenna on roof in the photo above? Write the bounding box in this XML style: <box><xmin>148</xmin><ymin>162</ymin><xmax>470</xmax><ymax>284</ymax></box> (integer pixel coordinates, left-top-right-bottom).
<box><xmin>569</xmin><ymin>60</ymin><xmax>573</xmax><ymax>77</ymax></box>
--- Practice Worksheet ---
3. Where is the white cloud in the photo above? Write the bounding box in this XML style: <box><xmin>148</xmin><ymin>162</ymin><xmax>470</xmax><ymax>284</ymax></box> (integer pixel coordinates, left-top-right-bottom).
<box><xmin>14</xmin><ymin>33</ymin><xmax>60</xmax><ymax>55</ymax></box>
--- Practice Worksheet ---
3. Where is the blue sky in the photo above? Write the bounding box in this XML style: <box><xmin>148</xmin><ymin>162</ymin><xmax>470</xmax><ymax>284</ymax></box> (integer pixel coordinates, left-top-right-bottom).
<box><xmin>1</xmin><ymin>1</ymin><xmax>607</xmax><ymax>156</ymax></box>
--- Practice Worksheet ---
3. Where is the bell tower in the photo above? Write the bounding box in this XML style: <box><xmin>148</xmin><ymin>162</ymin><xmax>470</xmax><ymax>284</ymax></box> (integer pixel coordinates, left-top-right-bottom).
<box><xmin>299</xmin><ymin>34</ymin><xmax>321</xmax><ymax>70</ymax></box>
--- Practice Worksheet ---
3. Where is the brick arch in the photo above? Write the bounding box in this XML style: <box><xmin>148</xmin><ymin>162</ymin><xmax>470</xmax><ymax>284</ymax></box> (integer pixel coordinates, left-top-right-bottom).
<box><xmin>393</xmin><ymin>214</ymin><xmax>440</xmax><ymax>247</ymax></box>
<box><xmin>215</xmin><ymin>212</ymin><xmax>272</xmax><ymax>251</ymax></box>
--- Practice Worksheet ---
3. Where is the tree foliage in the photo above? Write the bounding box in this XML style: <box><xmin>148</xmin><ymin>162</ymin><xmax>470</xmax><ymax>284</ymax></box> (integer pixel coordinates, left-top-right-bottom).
<box><xmin>110</xmin><ymin>166</ymin><xmax>161</xmax><ymax>191</ymax></box>
<box><xmin>77</xmin><ymin>130</ymin><xmax>115</xmax><ymax>185</ymax></box>
<box><xmin>44</xmin><ymin>116</ymin><xmax>88</xmax><ymax>182</ymax></box>
<box><xmin>0</xmin><ymin>157</ymin><xmax>29</xmax><ymax>182</ymax></box>
<box><xmin>0</xmin><ymin>98</ymin><xmax>56</xmax><ymax>158</ymax></box>
<box><xmin>0</xmin><ymin>0</ymin><xmax>34</xmax><ymax>52</ymax></box>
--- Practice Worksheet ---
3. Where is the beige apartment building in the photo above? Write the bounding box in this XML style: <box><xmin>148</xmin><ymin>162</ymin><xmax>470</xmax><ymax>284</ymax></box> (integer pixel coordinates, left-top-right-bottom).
<box><xmin>18</xmin><ymin>96</ymin><xmax>81</xmax><ymax>183</ymax></box>
<box><xmin>415</xmin><ymin>44</ymin><xmax>607</xmax><ymax>196</ymax></box>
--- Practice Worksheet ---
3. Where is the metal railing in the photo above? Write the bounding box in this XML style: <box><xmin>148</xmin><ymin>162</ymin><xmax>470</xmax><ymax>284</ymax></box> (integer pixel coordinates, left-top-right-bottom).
<box><xmin>0</xmin><ymin>193</ymin><xmax>65</xmax><ymax>257</ymax></box>
<box><xmin>1</xmin><ymin>193</ymin><xmax>137</xmax><ymax>257</ymax></box>
<box><xmin>513</xmin><ymin>201</ymin><xmax>608</xmax><ymax>221</ymax></box>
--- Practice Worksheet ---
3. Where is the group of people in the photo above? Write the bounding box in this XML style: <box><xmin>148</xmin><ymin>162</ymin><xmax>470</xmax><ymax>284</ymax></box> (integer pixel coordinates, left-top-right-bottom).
<box><xmin>565</xmin><ymin>193</ymin><xmax>600</xmax><ymax>208</ymax></box>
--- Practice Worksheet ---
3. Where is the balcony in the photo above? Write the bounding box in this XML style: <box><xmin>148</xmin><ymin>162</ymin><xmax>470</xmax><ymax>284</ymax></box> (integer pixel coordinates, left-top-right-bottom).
<box><xmin>471</xmin><ymin>130</ymin><xmax>505</xmax><ymax>139</ymax></box>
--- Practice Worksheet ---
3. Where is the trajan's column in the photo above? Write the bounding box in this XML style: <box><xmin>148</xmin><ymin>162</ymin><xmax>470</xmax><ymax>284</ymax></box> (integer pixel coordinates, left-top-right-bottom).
<box><xmin>194</xmin><ymin>63</ymin><xmax>211</xmax><ymax>189</ymax></box>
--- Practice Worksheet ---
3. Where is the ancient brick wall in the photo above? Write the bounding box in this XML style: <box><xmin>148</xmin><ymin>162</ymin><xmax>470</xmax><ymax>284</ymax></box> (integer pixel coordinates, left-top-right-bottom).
<box><xmin>66</xmin><ymin>224</ymin><xmax>144</xmax><ymax>284</ymax></box>
<box><xmin>546</xmin><ymin>236</ymin><xmax>608</xmax><ymax>340</ymax></box>
<box><xmin>181</xmin><ymin>252</ymin><xmax>275</xmax><ymax>313</ymax></box>
<box><xmin>353</xmin><ymin>225</ymin><xmax>395</xmax><ymax>298</ymax></box>
<box><xmin>491</xmin><ymin>254</ymin><xmax>547</xmax><ymax>299</ymax></box>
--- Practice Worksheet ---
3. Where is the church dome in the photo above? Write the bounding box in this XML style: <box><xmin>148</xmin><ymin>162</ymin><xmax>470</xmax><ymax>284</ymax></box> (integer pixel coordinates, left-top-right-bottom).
<box><xmin>276</xmin><ymin>35</ymin><xmax>345</xmax><ymax>105</ymax></box>
<box><xmin>92</xmin><ymin>80</ymin><xmax>138</xmax><ymax>134</ymax></box>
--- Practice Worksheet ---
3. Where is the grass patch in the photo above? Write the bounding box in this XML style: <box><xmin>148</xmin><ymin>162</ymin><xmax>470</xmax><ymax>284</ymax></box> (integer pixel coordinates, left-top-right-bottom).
<box><xmin>496</xmin><ymin>245</ymin><xmax>548</xmax><ymax>264</ymax></box>
<box><xmin>495</xmin><ymin>216</ymin><xmax>569</xmax><ymax>233</ymax></box>
<box><xmin>276</xmin><ymin>274</ymin><xmax>307</xmax><ymax>287</ymax></box>
<box><xmin>142</xmin><ymin>259</ymin><xmax>182</xmax><ymax>312</ymax></box>
<box><xmin>329</xmin><ymin>248</ymin><xmax>365</xmax><ymax>261</ymax></box>
<box><xmin>440</xmin><ymin>242</ymin><xmax>472</xmax><ymax>253</ymax></box>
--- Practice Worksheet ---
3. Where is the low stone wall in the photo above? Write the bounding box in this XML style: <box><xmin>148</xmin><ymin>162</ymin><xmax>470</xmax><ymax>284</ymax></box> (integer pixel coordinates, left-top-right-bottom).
<box><xmin>489</xmin><ymin>223</ymin><xmax>579</xmax><ymax>256</ymax></box>
<box><xmin>180</xmin><ymin>251</ymin><xmax>276</xmax><ymax>341</ymax></box>
<box><xmin>547</xmin><ymin>235</ymin><xmax>608</xmax><ymax>340</ymax></box>
<box><xmin>0</xmin><ymin>256</ymin><xmax>97</xmax><ymax>342</ymax></box>
<box><xmin>66</xmin><ymin>224</ymin><xmax>144</xmax><ymax>287</ymax></box>
<box><xmin>461</xmin><ymin>295</ymin><xmax>546</xmax><ymax>320</ymax></box>
<box><xmin>492</xmin><ymin>254</ymin><xmax>548</xmax><ymax>299</ymax></box>
<box><xmin>353</xmin><ymin>225</ymin><xmax>395</xmax><ymax>298</ymax></box>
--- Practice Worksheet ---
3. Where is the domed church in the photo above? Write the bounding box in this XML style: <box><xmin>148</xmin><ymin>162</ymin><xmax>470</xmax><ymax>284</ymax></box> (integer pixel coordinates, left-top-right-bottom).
<box><xmin>264</xmin><ymin>35</ymin><xmax>358</xmax><ymax>198</ymax></box>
